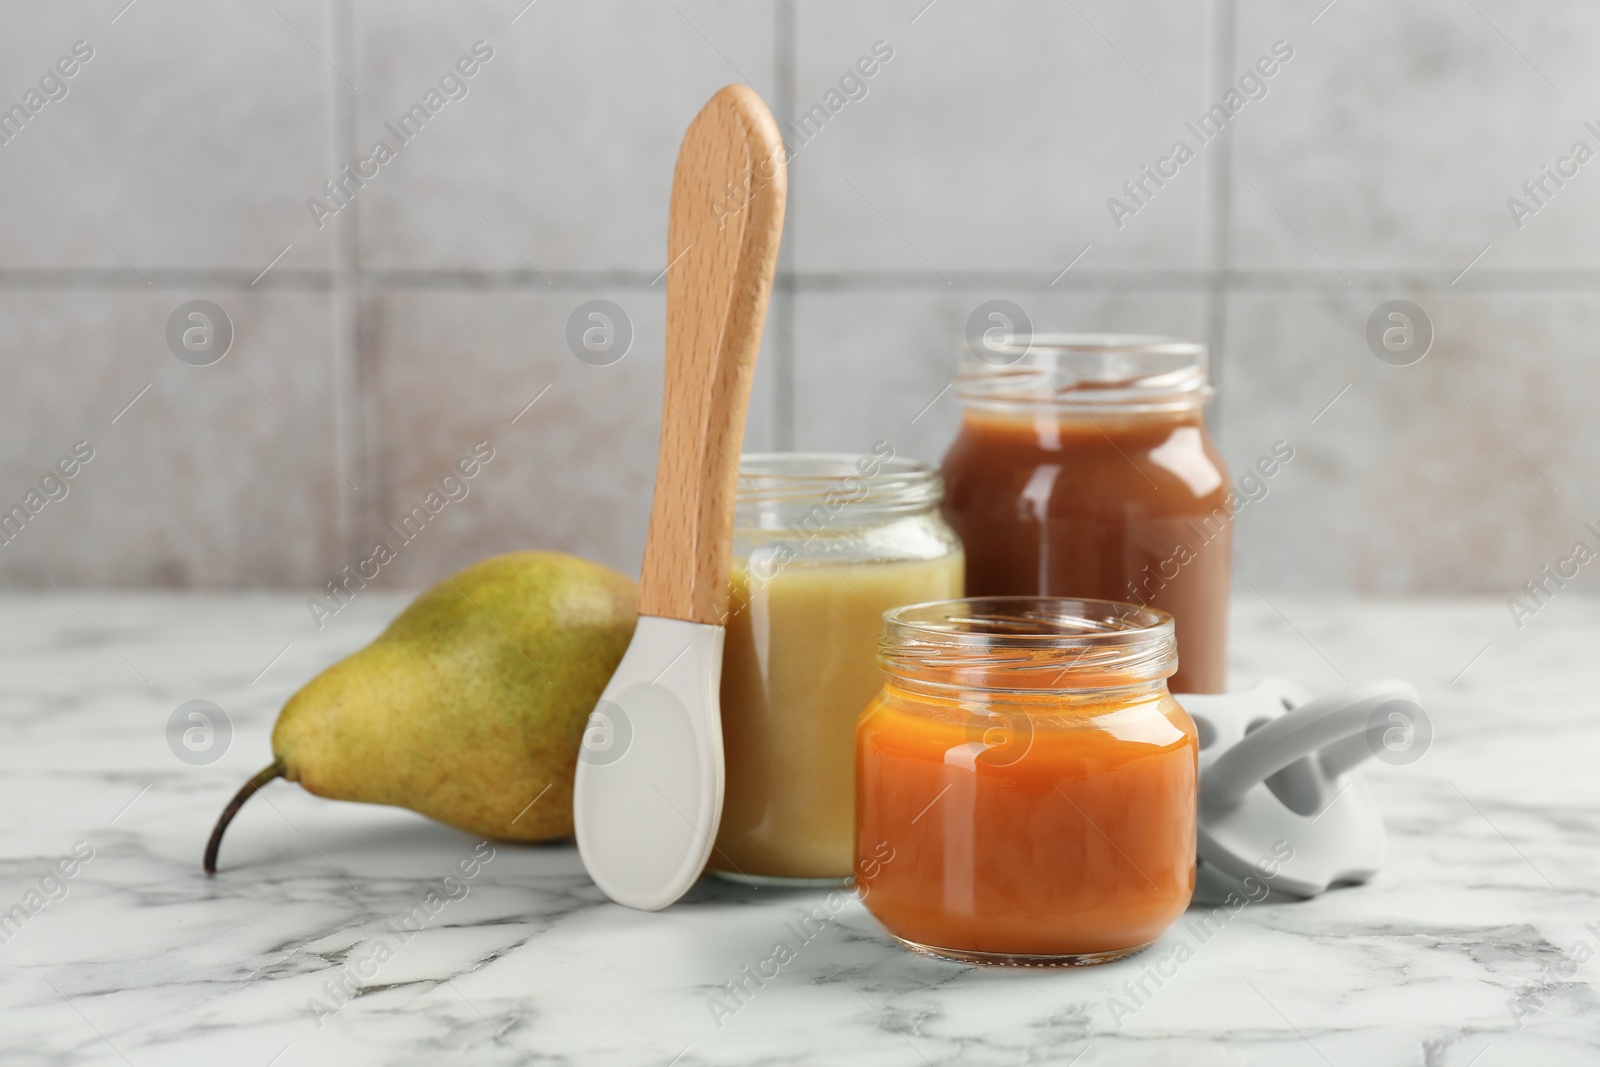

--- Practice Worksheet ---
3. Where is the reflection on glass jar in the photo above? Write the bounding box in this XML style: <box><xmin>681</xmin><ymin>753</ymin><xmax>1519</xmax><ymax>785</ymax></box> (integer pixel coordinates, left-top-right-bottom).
<box><xmin>941</xmin><ymin>335</ymin><xmax>1232</xmax><ymax>694</ymax></box>
<box><xmin>713</xmin><ymin>450</ymin><xmax>964</xmax><ymax>884</ymax></box>
<box><xmin>856</xmin><ymin>597</ymin><xmax>1197</xmax><ymax>966</ymax></box>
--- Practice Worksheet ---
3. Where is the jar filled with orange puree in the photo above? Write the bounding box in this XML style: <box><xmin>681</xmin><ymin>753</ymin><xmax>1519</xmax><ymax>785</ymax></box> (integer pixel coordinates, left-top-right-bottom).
<box><xmin>941</xmin><ymin>335</ymin><xmax>1231</xmax><ymax>694</ymax></box>
<box><xmin>856</xmin><ymin>597</ymin><xmax>1197</xmax><ymax>965</ymax></box>
<box><xmin>714</xmin><ymin>451</ymin><xmax>964</xmax><ymax>884</ymax></box>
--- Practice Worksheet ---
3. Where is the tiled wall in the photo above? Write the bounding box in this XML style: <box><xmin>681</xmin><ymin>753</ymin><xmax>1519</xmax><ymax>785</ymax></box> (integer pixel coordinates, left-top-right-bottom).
<box><xmin>2</xmin><ymin>0</ymin><xmax>1596</xmax><ymax>597</ymax></box>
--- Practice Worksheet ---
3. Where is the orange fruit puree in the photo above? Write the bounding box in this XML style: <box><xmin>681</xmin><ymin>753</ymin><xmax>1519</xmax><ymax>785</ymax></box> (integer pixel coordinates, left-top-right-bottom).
<box><xmin>855</xmin><ymin>685</ymin><xmax>1197</xmax><ymax>959</ymax></box>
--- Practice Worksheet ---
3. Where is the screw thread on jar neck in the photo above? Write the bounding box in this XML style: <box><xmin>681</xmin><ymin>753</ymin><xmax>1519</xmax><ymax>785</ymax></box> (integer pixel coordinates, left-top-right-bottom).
<box><xmin>958</xmin><ymin>334</ymin><xmax>1213</xmax><ymax>417</ymax></box>
<box><xmin>880</xmin><ymin>596</ymin><xmax>1178</xmax><ymax>694</ymax></box>
<box><xmin>735</xmin><ymin>451</ymin><xmax>943</xmax><ymax>530</ymax></box>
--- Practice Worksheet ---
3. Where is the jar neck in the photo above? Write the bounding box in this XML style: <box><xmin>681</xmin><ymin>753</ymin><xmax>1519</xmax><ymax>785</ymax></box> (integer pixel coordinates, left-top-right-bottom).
<box><xmin>957</xmin><ymin>401</ymin><xmax>1210</xmax><ymax>434</ymax></box>
<box><xmin>739</xmin><ymin>500</ymin><xmax>939</xmax><ymax>534</ymax></box>
<box><xmin>736</xmin><ymin>450</ymin><xmax>942</xmax><ymax>530</ymax></box>
<box><xmin>958</xmin><ymin>333</ymin><xmax>1212</xmax><ymax>416</ymax></box>
<box><xmin>879</xmin><ymin>597</ymin><xmax>1178</xmax><ymax>696</ymax></box>
<box><xmin>957</xmin><ymin>391</ymin><xmax>1212</xmax><ymax>420</ymax></box>
<box><xmin>882</xmin><ymin>672</ymin><xmax>1171</xmax><ymax>706</ymax></box>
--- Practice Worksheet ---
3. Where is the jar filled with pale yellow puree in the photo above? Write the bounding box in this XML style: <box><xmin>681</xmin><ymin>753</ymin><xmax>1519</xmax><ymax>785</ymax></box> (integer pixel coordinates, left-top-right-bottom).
<box><xmin>714</xmin><ymin>449</ymin><xmax>964</xmax><ymax>884</ymax></box>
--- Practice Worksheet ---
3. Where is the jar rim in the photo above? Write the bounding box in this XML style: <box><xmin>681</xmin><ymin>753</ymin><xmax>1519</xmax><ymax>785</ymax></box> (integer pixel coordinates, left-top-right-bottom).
<box><xmin>736</xmin><ymin>451</ymin><xmax>942</xmax><ymax>523</ymax></box>
<box><xmin>881</xmin><ymin>596</ymin><xmax>1178</xmax><ymax>690</ymax></box>
<box><xmin>957</xmin><ymin>333</ymin><xmax>1212</xmax><ymax>414</ymax></box>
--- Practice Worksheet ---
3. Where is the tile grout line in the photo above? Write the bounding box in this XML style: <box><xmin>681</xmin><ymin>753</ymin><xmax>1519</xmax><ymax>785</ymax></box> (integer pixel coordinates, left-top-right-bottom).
<box><xmin>772</xmin><ymin>0</ymin><xmax>797</xmax><ymax>452</ymax></box>
<box><xmin>330</xmin><ymin>0</ymin><xmax>365</xmax><ymax>570</ymax></box>
<box><xmin>1203</xmin><ymin>0</ymin><xmax>1238</xmax><ymax>441</ymax></box>
<box><xmin>9</xmin><ymin>268</ymin><xmax>1600</xmax><ymax>294</ymax></box>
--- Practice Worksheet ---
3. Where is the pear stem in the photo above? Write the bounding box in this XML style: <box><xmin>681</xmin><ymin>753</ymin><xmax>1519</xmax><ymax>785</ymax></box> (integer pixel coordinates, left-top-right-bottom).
<box><xmin>204</xmin><ymin>761</ymin><xmax>285</xmax><ymax>875</ymax></box>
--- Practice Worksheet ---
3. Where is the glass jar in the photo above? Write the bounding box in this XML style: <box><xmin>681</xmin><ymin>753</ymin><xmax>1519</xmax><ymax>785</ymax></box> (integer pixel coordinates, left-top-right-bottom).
<box><xmin>940</xmin><ymin>334</ymin><xmax>1232</xmax><ymax>694</ymax></box>
<box><xmin>855</xmin><ymin>596</ymin><xmax>1197</xmax><ymax>966</ymax></box>
<box><xmin>713</xmin><ymin>450</ymin><xmax>964</xmax><ymax>884</ymax></box>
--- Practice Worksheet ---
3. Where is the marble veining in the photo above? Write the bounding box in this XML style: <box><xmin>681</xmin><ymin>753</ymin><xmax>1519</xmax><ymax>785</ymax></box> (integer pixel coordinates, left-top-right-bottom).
<box><xmin>2</xmin><ymin>592</ymin><xmax>1599</xmax><ymax>1066</ymax></box>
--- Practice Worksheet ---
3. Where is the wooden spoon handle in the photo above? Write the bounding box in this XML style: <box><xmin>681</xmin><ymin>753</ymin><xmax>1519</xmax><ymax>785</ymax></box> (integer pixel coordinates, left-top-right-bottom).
<box><xmin>638</xmin><ymin>84</ymin><xmax>786</xmax><ymax>624</ymax></box>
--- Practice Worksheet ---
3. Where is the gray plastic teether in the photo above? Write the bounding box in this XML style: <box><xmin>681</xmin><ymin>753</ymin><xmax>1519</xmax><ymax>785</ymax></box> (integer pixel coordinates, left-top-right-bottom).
<box><xmin>1177</xmin><ymin>678</ymin><xmax>1421</xmax><ymax>905</ymax></box>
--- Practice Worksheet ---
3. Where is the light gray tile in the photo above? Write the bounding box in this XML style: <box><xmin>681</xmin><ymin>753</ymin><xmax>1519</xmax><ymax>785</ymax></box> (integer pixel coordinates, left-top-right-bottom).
<box><xmin>352</xmin><ymin>0</ymin><xmax>779</xmax><ymax>273</ymax></box>
<box><xmin>789</xmin><ymin>0</ymin><xmax>1218</xmax><ymax>274</ymax></box>
<box><xmin>791</xmin><ymin>289</ymin><xmax>1211</xmax><ymax>463</ymax></box>
<box><xmin>0</xmin><ymin>291</ymin><xmax>341</xmax><ymax>587</ymax></box>
<box><xmin>1217</xmin><ymin>290</ymin><xmax>1600</xmax><ymax>595</ymax></box>
<box><xmin>0</xmin><ymin>0</ymin><xmax>336</xmax><ymax>272</ymax></box>
<box><xmin>1230</xmin><ymin>0</ymin><xmax>1600</xmax><ymax>273</ymax></box>
<box><xmin>356</xmin><ymin>287</ymin><xmax>781</xmax><ymax>588</ymax></box>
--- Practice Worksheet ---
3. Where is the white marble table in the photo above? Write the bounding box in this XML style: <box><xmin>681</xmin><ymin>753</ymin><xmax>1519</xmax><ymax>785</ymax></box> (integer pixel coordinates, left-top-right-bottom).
<box><xmin>2</xmin><ymin>591</ymin><xmax>1598</xmax><ymax>1066</ymax></box>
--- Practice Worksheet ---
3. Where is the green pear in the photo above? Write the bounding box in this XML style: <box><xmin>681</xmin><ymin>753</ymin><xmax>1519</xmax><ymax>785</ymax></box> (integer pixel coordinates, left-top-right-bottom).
<box><xmin>204</xmin><ymin>551</ymin><xmax>636</xmax><ymax>873</ymax></box>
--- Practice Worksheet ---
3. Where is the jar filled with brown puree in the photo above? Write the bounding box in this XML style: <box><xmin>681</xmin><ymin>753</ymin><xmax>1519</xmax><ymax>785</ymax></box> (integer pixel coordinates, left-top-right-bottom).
<box><xmin>941</xmin><ymin>335</ymin><xmax>1233</xmax><ymax>694</ymax></box>
<box><xmin>714</xmin><ymin>450</ymin><xmax>964</xmax><ymax>883</ymax></box>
